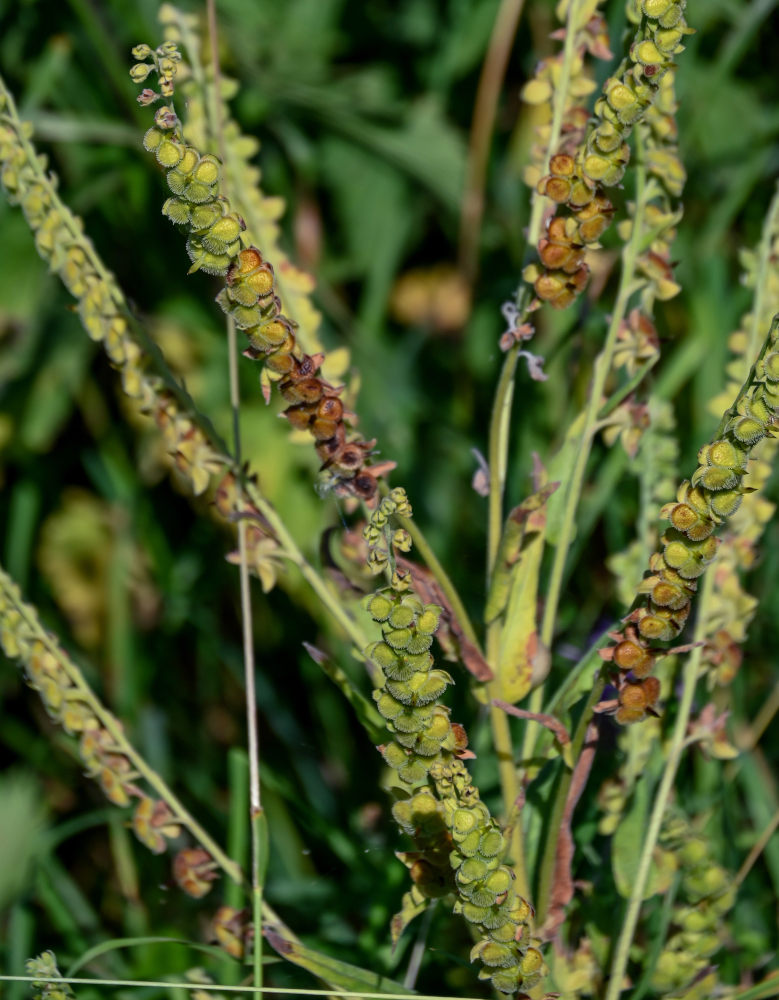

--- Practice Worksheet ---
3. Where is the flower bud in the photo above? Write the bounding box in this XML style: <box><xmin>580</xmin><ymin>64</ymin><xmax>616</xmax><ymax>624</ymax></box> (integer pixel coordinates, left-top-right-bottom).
<box><xmin>130</xmin><ymin>62</ymin><xmax>153</xmax><ymax>83</ymax></box>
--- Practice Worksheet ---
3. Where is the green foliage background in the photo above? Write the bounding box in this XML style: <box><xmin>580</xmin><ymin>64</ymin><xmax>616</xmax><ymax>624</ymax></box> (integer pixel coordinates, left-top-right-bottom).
<box><xmin>1</xmin><ymin>0</ymin><xmax>779</xmax><ymax>995</ymax></box>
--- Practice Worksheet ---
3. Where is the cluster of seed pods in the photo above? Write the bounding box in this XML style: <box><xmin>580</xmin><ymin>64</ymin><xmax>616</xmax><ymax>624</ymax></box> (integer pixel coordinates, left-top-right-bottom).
<box><xmin>651</xmin><ymin>815</ymin><xmax>735</xmax><ymax>994</ymax></box>
<box><xmin>0</xmin><ymin>574</ymin><xmax>219</xmax><ymax>893</ymax></box>
<box><xmin>135</xmin><ymin>44</ymin><xmax>390</xmax><ymax>502</ymax></box>
<box><xmin>603</xmin><ymin>317</ymin><xmax>779</xmax><ymax>722</ymax></box>
<box><xmin>533</xmin><ymin>0</ymin><xmax>691</xmax><ymax>308</ymax></box>
<box><xmin>364</xmin><ymin>491</ymin><xmax>546</xmax><ymax>994</ymax></box>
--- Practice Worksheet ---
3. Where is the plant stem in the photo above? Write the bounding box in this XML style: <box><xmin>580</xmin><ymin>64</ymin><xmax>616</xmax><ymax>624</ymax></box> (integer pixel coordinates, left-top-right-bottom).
<box><xmin>734</xmin><ymin>806</ymin><xmax>779</xmax><ymax>889</ymax></box>
<box><xmin>603</xmin><ymin>569</ymin><xmax>714</xmax><ymax>1000</ymax></box>
<box><xmin>487</xmin><ymin>0</ymin><xmax>590</xmax><ymax>586</ymax></box>
<box><xmin>206</xmin><ymin>3</ymin><xmax>264</xmax><ymax>984</ymax></box>
<box><xmin>482</xmin><ymin>4</ymin><xmax>593</xmax><ymax>885</ymax></box>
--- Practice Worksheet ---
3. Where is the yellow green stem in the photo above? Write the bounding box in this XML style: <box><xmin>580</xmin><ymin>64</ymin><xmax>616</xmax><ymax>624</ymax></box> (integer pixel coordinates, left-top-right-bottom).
<box><xmin>482</xmin><ymin>0</ymin><xmax>591</xmax><ymax>904</ymax></box>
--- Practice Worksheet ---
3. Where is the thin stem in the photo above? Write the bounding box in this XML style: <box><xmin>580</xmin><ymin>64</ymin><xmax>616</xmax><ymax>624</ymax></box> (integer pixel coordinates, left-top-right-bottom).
<box><xmin>206</xmin><ymin>3</ymin><xmax>264</xmax><ymax>986</ymax></box>
<box><xmin>485</xmin><ymin>352</ymin><xmax>528</xmax><ymax>899</ymax></box>
<box><xmin>603</xmin><ymin>570</ymin><xmax>714</xmax><ymax>1000</ymax></box>
<box><xmin>486</xmin><ymin>0</ymin><xmax>590</xmax><ymax>587</ymax></box>
<box><xmin>486</xmin><ymin>347</ymin><xmax>521</xmax><ymax>584</ymax></box>
<box><xmin>458</xmin><ymin>0</ymin><xmax>527</xmax><ymax>283</ymax></box>
<box><xmin>734</xmin><ymin>806</ymin><xmax>779</xmax><ymax>889</ymax></box>
<box><xmin>482</xmin><ymin>3</ymin><xmax>593</xmax><ymax>869</ymax></box>
<box><xmin>740</xmin><ymin>681</ymin><xmax>779</xmax><ymax>751</ymax></box>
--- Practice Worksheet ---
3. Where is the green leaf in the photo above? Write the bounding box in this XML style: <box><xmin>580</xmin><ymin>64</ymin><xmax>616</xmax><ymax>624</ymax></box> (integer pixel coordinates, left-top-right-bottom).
<box><xmin>265</xmin><ymin>919</ymin><xmax>413</xmax><ymax>995</ymax></box>
<box><xmin>0</xmin><ymin>770</ymin><xmax>46</xmax><ymax>911</ymax></box>
<box><xmin>612</xmin><ymin>781</ymin><xmax>675</xmax><ymax>900</ymax></box>
<box><xmin>488</xmin><ymin>485</ymin><xmax>558</xmax><ymax>704</ymax></box>
<box><xmin>66</xmin><ymin>937</ymin><xmax>236</xmax><ymax>977</ymax></box>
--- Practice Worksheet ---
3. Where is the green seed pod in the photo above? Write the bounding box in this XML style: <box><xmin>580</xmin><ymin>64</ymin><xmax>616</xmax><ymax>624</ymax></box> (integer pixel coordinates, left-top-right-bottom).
<box><xmin>142</xmin><ymin>127</ymin><xmax>163</xmax><ymax>153</ymax></box>
<box><xmin>654</xmin><ymin>27</ymin><xmax>685</xmax><ymax>53</ymax></box>
<box><xmin>637</xmin><ymin>612</ymin><xmax>678</xmax><ymax>641</ymax></box>
<box><xmin>367</xmin><ymin>594</ymin><xmax>393</xmax><ymax>622</ymax></box>
<box><xmin>471</xmin><ymin>940</ymin><xmax>516</xmax><ymax>969</ymax></box>
<box><xmin>381</xmin><ymin>742</ymin><xmax>408</xmax><ymax>769</ymax></box>
<box><xmin>683</xmin><ymin>863</ymin><xmax>728</xmax><ymax>901</ymax></box>
<box><xmin>202</xmin><ymin>214</ymin><xmax>243</xmax><ymax>251</ymax></box>
<box><xmin>459</xmin><ymin>857</ymin><xmax>489</xmax><ymax>883</ymax></box>
<box><xmin>402</xmin><ymin>651</ymin><xmax>434</xmax><ymax>673</ymax></box>
<box><xmin>383</xmin><ymin>657</ymin><xmax>418</xmax><ymax>682</ymax></box>
<box><xmin>632</xmin><ymin>39</ymin><xmax>664</xmax><ymax>65</ymax></box>
<box><xmin>484</xmin><ymin>867</ymin><xmax>512</xmax><ymax>895</ymax></box>
<box><xmin>489</xmin><ymin>920</ymin><xmax>518</xmax><ymax>942</ymax></box>
<box><xmin>678</xmin><ymin>835</ymin><xmax>708</xmax><ymax>867</ymax></box>
<box><xmin>479</xmin><ymin>829</ymin><xmax>505</xmax><ymax>857</ymax></box>
<box><xmin>729</xmin><ymin>415</ymin><xmax>766</xmax><ymax>445</ymax></box>
<box><xmin>519</xmin><ymin>947</ymin><xmax>545</xmax><ymax>974</ymax></box>
<box><xmin>651</xmin><ymin>579</ymin><xmax>690</xmax><ymax>610</ymax></box>
<box><xmin>412</xmin><ymin>669</ymin><xmax>452</xmax><ymax>705</ymax></box>
<box><xmin>393</xmin><ymin>702</ymin><xmax>432</xmax><ymax>732</ymax></box>
<box><xmin>758</xmin><ymin>351</ymin><xmax>779</xmax><ymax>381</ymax></box>
<box><xmin>185</xmin><ymin>239</ymin><xmax>232</xmax><ymax>276</ymax></box>
<box><xmin>193</xmin><ymin>154</ymin><xmax>220</xmax><ymax>185</ymax></box>
<box><xmin>642</xmin><ymin>0</ymin><xmax>674</xmax><ymax>18</ymax></box>
<box><xmin>417</xmin><ymin>606</ymin><xmax>442</xmax><ymax>634</ymax></box>
<box><xmin>679</xmin><ymin>905</ymin><xmax>714</xmax><ymax>934</ymax></box>
<box><xmin>592</xmin><ymin>121</ymin><xmax>624</xmax><ymax>154</ymax></box>
<box><xmin>708</xmin><ymin>489</ymin><xmax>743</xmax><ymax>518</ymax></box>
<box><xmin>405</xmin><ymin>632</ymin><xmax>433</xmax><ymax>655</ymax></box>
<box><xmin>663</xmin><ymin>538</ymin><xmax>697</xmax><ymax>570</ymax></box>
<box><xmin>374</xmin><ymin>691</ymin><xmax>402</xmax><ymax>721</ymax></box>
<box><xmin>666</xmin><ymin>501</ymin><xmax>714</xmax><ymax>540</ymax></box>
<box><xmin>461</xmin><ymin>901</ymin><xmax>491</xmax><ymax>924</ymax></box>
<box><xmin>398</xmin><ymin>756</ymin><xmax>431</xmax><ymax>784</ymax></box>
<box><xmin>706</xmin><ymin>438</ymin><xmax>744</xmax><ymax>469</ymax></box>
<box><xmin>658</xmin><ymin>4</ymin><xmax>685</xmax><ymax>28</ymax></box>
<box><xmin>451</xmin><ymin>810</ymin><xmax>478</xmax><ymax>839</ymax></box>
<box><xmin>182</xmin><ymin>180</ymin><xmax>216</xmax><ymax>205</ymax></box>
<box><xmin>692</xmin><ymin>465</ymin><xmax>739</xmax><ymax>491</ymax></box>
<box><xmin>162</xmin><ymin>197</ymin><xmax>191</xmax><ymax>225</ymax></box>
<box><xmin>454</xmin><ymin>828</ymin><xmax>483</xmax><ymax>857</ymax></box>
<box><xmin>384</xmin><ymin>627</ymin><xmax>412</xmax><ymax>650</ymax></box>
<box><xmin>486</xmin><ymin>968</ymin><xmax>522</xmax><ymax>995</ymax></box>
<box><xmin>155</xmin><ymin>138</ymin><xmax>184</xmax><ymax>168</ymax></box>
<box><xmin>388</xmin><ymin>605</ymin><xmax>415</xmax><ymax>629</ymax></box>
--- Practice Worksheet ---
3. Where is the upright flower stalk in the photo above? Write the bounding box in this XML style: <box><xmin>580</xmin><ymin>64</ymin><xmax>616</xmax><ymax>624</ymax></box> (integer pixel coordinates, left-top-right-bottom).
<box><xmin>0</xmin><ymin>68</ymin><xmax>373</xmax><ymax>662</ymax></box>
<box><xmin>602</xmin><ymin>314</ymin><xmax>779</xmax><ymax>723</ymax></box>
<box><xmin>365</xmin><ymin>489</ymin><xmax>546</xmax><ymax>995</ymax></box>
<box><xmin>131</xmin><ymin>42</ymin><xmax>393</xmax><ymax>504</ymax></box>
<box><xmin>527</xmin><ymin>0</ymin><xmax>692</xmax><ymax>308</ymax></box>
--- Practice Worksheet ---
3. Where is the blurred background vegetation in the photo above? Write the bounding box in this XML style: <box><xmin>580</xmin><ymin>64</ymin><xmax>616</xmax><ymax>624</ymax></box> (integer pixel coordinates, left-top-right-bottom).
<box><xmin>1</xmin><ymin>0</ymin><xmax>779</xmax><ymax>995</ymax></box>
